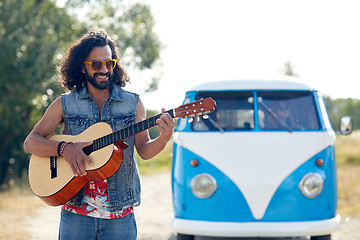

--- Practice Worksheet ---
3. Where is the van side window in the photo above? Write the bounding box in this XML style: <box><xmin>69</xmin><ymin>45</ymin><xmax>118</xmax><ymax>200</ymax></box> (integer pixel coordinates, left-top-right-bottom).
<box><xmin>258</xmin><ymin>91</ymin><xmax>320</xmax><ymax>131</ymax></box>
<box><xmin>192</xmin><ymin>92</ymin><xmax>254</xmax><ymax>131</ymax></box>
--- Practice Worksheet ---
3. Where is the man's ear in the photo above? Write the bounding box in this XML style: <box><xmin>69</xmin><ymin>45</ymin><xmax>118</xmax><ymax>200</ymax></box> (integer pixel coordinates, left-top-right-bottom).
<box><xmin>81</xmin><ymin>65</ymin><xmax>85</xmax><ymax>74</ymax></box>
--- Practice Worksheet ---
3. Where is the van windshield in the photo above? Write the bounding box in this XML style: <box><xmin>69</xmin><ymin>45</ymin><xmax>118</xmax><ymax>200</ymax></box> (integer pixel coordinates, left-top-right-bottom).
<box><xmin>258</xmin><ymin>91</ymin><xmax>320</xmax><ymax>131</ymax></box>
<box><xmin>191</xmin><ymin>91</ymin><xmax>320</xmax><ymax>131</ymax></box>
<box><xmin>192</xmin><ymin>91</ymin><xmax>254</xmax><ymax>131</ymax></box>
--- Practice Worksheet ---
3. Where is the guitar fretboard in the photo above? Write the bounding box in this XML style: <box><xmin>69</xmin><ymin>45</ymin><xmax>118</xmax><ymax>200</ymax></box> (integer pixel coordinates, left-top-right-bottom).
<box><xmin>91</xmin><ymin>109</ymin><xmax>174</xmax><ymax>152</ymax></box>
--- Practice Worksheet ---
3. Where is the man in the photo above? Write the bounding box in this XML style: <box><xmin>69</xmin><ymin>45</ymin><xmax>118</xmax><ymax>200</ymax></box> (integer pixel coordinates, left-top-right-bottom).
<box><xmin>23</xmin><ymin>29</ymin><xmax>174</xmax><ymax>240</ymax></box>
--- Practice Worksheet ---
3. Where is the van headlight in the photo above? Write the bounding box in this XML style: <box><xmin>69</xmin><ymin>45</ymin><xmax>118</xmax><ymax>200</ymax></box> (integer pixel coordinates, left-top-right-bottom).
<box><xmin>299</xmin><ymin>173</ymin><xmax>324</xmax><ymax>198</ymax></box>
<box><xmin>191</xmin><ymin>173</ymin><xmax>217</xmax><ymax>198</ymax></box>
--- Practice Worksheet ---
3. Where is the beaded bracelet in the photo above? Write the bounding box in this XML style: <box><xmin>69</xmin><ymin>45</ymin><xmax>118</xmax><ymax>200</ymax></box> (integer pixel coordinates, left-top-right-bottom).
<box><xmin>59</xmin><ymin>142</ymin><xmax>73</xmax><ymax>157</ymax></box>
<box><xmin>57</xmin><ymin>141</ymin><xmax>66</xmax><ymax>156</ymax></box>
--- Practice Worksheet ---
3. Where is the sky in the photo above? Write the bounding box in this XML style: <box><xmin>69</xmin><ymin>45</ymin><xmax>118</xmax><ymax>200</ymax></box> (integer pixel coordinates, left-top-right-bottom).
<box><xmin>124</xmin><ymin>0</ymin><xmax>360</xmax><ymax>111</ymax></box>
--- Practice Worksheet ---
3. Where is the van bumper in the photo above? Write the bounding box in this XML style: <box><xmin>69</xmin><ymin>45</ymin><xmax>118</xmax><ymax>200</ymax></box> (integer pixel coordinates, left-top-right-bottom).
<box><xmin>172</xmin><ymin>215</ymin><xmax>341</xmax><ymax>237</ymax></box>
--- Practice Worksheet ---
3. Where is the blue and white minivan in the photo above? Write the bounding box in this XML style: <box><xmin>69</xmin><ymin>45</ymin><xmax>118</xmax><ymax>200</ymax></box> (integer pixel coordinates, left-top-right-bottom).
<box><xmin>171</xmin><ymin>79</ymin><xmax>352</xmax><ymax>240</ymax></box>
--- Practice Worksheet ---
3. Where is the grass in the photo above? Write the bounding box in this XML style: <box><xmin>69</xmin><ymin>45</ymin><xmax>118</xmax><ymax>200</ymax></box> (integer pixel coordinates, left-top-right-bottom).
<box><xmin>335</xmin><ymin>131</ymin><xmax>360</xmax><ymax>217</ymax></box>
<box><xmin>337</xmin><ymin>165</ymin><xmax>360</xmax><ymax>217</ymax></box>
<box><xmin>0</xmin><ymin>188</ymin><xmax>42</xmax><ymax>240</ymax></box>
<box><xmin>335</xmin><ymin>130</ymin><xmax>360</xmax><ymax>166</ymax></box>
<box><xmin>136</xmin><ymin>140</ymin><xmax>173</xmax><ymax>175</ymax></box>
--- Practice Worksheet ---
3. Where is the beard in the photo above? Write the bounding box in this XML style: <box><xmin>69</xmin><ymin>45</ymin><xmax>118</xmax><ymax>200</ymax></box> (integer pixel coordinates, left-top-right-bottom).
<box><xmin>84</xmin><ymin>68</ymin><xmax>114</xmax><ymax>90</ymax></box>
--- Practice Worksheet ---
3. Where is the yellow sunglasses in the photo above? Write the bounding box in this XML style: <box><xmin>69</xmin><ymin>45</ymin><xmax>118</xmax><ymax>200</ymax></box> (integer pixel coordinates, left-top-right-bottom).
<box><xmin>83</xmin><ymin>59</ymin><xmax>117</xmax><ymax>71</ymax></box>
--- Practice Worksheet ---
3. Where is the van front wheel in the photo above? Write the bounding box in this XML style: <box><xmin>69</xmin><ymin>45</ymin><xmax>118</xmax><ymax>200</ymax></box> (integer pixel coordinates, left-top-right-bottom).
<box><xmin>310</xmin><ymin>234</ymin><xmax>331</xmax><ymax>240</ymax></box>
<box><xmin>177</xmin><ymin>233</ymin><xmax>194</xmax><ymax>240</ymax></box>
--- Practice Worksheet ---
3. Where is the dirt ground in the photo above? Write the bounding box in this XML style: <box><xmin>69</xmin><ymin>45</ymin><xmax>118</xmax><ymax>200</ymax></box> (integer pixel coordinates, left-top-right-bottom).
<box><xmin>19</xmin><ymin>172</ymin><xmax>360</xmax><ymax>240</ymax></box>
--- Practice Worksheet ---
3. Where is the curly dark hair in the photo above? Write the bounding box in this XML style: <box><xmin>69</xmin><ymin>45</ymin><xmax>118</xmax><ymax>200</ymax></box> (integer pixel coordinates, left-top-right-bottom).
<box><xmin>59</xmin><ymin>29</ymin><xmax>129</xmax><ymax>91</ymax></box>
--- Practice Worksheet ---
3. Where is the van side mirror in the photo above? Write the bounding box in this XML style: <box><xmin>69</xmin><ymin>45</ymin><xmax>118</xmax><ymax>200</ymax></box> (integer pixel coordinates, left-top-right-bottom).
<box><xmin>339</xmin><ymin>116</ymin><xmax>352</xmax><ymax>135</ymax></box>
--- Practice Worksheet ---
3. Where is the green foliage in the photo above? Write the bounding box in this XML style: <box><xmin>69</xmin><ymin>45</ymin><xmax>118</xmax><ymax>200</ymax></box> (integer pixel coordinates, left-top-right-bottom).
<box><xmin>146</xmin><ymin>109</ymin><xmax>160</xmax><ymax>139</ymax></box>
<box><xmin>335</xmin><ymin>131</ymin><xmax>360</xmax><ymax>165</ymax></box>
<box><xmin>324</xmin><ymin>96</ymin><xmax>360</xmax><ymax>131</ymax></box>
<box><xmin>0</xmin><ymin>0</ymin><xmax>162</xmax><ymax>187</ymax></box>
<box><xmin>63</xmin><ymin>0</ymin><xmax>163</xmax><ymax>92</ymax></box>
<box><xmin>0</xmin><ymin>0</ymin><xmax>84</xmax><ymax>186</ymax></box>
<box><xmin>283</xmin><ymin>60</ymin><xmax>299</xmax><ymax>77</ymax></box>
<box><xmin>137</xmin><ymin>140</ymin><xmax>173</xmax><ymax>175</ymax></box>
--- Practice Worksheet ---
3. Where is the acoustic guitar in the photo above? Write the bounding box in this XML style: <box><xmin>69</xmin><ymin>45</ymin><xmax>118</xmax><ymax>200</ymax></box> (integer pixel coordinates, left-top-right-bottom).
<box><xmin>28</xmin><ymin>98</ymin><xmax>216</xmax><ymax>206</ymax></box>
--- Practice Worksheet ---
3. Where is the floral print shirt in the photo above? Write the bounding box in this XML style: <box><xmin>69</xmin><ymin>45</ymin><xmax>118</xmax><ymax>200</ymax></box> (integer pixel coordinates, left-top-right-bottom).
<box><xmin>62</xmin><ymin>179</ymin><xmax>134</xmax><ymax>219</ymax></box>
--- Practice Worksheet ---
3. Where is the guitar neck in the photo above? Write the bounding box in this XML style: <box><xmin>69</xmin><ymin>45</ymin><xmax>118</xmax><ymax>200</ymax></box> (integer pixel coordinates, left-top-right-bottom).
<box><xmin>92</xmin><ymin>109</ymin><xmax>175</xmax><ymax>152</ymax></box>
<box><xmin>81</xmin><ymin>97</ymin><xmax>216</xmax><ymax>155</ymax></box>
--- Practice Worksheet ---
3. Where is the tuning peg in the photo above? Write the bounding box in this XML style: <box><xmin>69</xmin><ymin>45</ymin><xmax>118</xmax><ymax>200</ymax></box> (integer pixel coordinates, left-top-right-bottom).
<box><xmin>188</xmin><ymin>118</ymin><xmax>193</xmax><ymax>123</ymax></box>
<box><xmin>197</xmin><ymin>116</ymin><xmax>200</xmax><ymax>121</ymax></box>
<box><xmin>203</xmin><ymin>114</ymin><xmax>209</xmax><ymax>119</ymax></box>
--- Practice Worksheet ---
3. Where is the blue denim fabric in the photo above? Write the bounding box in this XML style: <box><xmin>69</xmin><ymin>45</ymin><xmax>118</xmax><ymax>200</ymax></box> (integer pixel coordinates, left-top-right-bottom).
<box><xmin>61</xmin><ymin>85</ymin><xmax>141</xmax><ymax>211</ymax></box>
<box><xmin>59</xmin><ymin>209</ymin><xmax>137</xmax><ymax>240</ymax></box>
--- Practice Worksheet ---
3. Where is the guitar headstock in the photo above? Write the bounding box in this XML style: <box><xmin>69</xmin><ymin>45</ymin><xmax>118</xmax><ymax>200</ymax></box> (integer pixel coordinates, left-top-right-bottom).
<box><xmin>174</xmin><ymin>97</ymin><xmax>216</xmax><ymax>119</ymax></box>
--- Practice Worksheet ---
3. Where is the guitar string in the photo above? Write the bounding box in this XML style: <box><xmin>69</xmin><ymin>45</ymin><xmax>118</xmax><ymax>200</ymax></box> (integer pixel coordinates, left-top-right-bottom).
<box><xmin>92</xmin><ymin>111</ymin><xmax>171</xmax><ymax>152</ymax></box>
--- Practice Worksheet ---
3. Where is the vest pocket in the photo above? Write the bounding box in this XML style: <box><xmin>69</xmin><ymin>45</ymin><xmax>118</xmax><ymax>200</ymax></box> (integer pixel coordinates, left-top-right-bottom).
<box><xmin>65</xmin><ymin>117</ymin><xmax>90</xmax><ymax>135</ymax></box>
<box><xmin>111</xmin><ymin>113</ymin><xmax>135</xmax><ymax>131</ymax></box>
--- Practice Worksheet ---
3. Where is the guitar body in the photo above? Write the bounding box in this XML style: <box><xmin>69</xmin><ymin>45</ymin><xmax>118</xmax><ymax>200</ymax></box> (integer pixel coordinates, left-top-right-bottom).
<box><xmin>28</xmin><ymin>122</ymin><xmax>126</xmax><ymax>206</ymax></box>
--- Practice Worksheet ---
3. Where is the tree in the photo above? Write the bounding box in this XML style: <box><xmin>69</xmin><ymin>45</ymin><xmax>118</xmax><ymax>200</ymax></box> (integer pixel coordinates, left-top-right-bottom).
<box><xmin>0</xmin><ymin>0</ymin><xmax>162</xmax><ymax>187</ymax></box>
<box><xmin>282</xmin><ymin>60</ymin><xmax>299</xmax><ymax>77</ymax></box>
<box><xmin>323</xmin><ymin>97</ymin><xmax>360</xmax><ymax>131</ymax></box>
<box><xmin>339</xmin><ymin>98</ymin><xmax>360</xmax><ymax>130</ymax></box>
<box><xmin>0</xmin><ymin>0</ymin><xmax>85</xmax><ymax>187</ymax></box>
<box><xmin>63</xmin><ymin>0</ymin><xmax>163</xmax><ymax>93</ymax></box>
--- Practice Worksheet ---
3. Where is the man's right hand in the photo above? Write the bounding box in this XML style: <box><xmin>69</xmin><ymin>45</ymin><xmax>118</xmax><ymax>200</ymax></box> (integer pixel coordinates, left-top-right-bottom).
<box><xmin>62</xmin><ymin>142</ymin><xmax>94</xmax><ymax>177</ymax></box>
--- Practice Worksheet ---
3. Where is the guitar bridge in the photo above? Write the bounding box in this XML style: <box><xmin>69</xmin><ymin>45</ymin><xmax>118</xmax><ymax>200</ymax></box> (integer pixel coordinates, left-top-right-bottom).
<box><xmin>50</xmin><ymin>156</ymin><xmax>57</xmax><ymax>179</ymax></box>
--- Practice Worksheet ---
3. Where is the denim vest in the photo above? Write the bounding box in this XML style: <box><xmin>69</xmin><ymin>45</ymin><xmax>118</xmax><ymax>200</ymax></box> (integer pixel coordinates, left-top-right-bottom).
<box><xmin>61</xmin><ymin>85</ymin><xmax>140</xmax><ymax>212</ymax></box>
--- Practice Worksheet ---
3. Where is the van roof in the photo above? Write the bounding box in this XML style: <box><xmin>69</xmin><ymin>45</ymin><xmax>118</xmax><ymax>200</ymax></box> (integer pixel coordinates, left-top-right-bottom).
<box><xmin>188</xmin><ymin>78</ymin><xmax>314</xmax><ymax>91</ymax></box>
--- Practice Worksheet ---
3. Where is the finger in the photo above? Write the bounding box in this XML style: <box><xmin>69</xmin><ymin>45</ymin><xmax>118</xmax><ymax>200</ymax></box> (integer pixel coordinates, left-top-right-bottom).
<box><xmin>71</xmin><ymin>161</ymin><xmax>81</xmax><ymax>177</ymax></box>
<box><xmin>160</xmin><ymin>108</ymin><xmax>173</xmax><ymax>123</ymax></box>
<box><xmin>62</xmin><ymin>144</ymin><xmax>86</xmax><ymax>176</ymax></box>
<box><xmin>156</xmin><ymin>120</ymin><xmax>164</xmax><ymax>132</ymax></box>
<box><xmin>84</xmin><ymin>141</ymin><xmax>93</xmax><ymax>147</ymax></box>
<box><xmin>74</xmin><ymin>142</ymin><xmax>94</xmax><ymax>166</ymax></box>
<box><xmin>161</xmin><ymin>112</ymin><xmax>174</xmax><ymax>125</ymax></box>
<box><xmin>158</xmin><ymin>112</ymin><xmax>172</xmax><ymax>124</ymax></box>
<box><xmin>71</xmin><ymin>165</ymin><xmax>78</xmax><ymax>177</ymax></box>
<box><xmin>69</xmin><ymin>153</ymin><xmax>86</xmax><ymax>177</ymax></box>
<box><xmin>156</xmin><ymin>119</ymin><xmax>172</xmax><ymax>138</ymax></box>
<box><xmin>156</xmin><ymin>119</ymin><xmax>166</xmax><ymax>129</ymax></box>
<box><xmin>83</xmin><ymin>155</ymin><xmax>94</xmax><ymax>166</ymax></box>
<box><xmin>78</xmin><ymin>141</ymin><xmax>93</xmax><ymax>148</ymax></box>
<box><xmin>76</xmin><ymin>158</ymin><xmax>87</xmax><ymax>176</ymax></box>
<box><xmin>164</xmin><ymin>115</ymin><xmax>175</xmax><ymax>127</ymax></box>
<box><xmin>159</xmin><ymin>117</ymin><xmax>174</xmax><ymax>130</ymax></box>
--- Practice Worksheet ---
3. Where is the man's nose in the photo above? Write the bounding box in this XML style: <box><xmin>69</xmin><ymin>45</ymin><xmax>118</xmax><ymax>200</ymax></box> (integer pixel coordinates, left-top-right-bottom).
<box><xmin>99</xmin><ymin>62</ymin><xmax>109</xmax><ymax>73</ymax></box>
